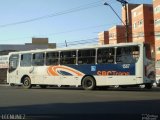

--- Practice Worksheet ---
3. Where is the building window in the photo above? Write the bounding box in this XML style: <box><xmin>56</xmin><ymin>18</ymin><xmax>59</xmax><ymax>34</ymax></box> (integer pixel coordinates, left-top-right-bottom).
<box><xmin>138</xmin><ymin>19</ymin><xmax>143</xmax><ymax>27</ymax></box>
<box><xmin>155</xmin><ymin>32</ymin><xmax>160</xmax><ymax>40</ymax></box>
<box><xmin>155</xmin><ymin>19</ymin><xmax>160</xmax><ymax>26</ymax></box>
<box><xmin>109</xmin><ymin>33</ymin><xmax>116</xmax><ymax>39</ymax></box>
<box><xmin>157</xmin><ymin>47</ymin><xmax>160</xmax><ymax>51</ymax></box>
<box><xmin>154</xmin><ymin>5</ymin><xmax>160</xmax><ymax>14</ymax></box>
<box><xmin>133</xmin><ymin>12</ymin><xmax>137</xmax><ymax>17</ymax></box>
<box><xmin>133</xmin><ymin>22</ymin><xmax>137</xmax><ymax>29</ymax></box>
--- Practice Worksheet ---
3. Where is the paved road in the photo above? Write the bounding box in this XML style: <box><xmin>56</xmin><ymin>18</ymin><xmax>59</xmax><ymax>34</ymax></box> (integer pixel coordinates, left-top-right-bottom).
<box><xmin>0</xmin><ymin>86</ymin><xmax>160</xmax><ymax>120</ymax></box>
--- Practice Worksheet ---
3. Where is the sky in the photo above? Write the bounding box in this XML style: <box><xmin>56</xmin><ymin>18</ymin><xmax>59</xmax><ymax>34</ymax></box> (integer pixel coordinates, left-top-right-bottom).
<box><xmin>0</xmin><ymin>0</ymin><xmax>152</xmax><ymax>45</ymax></box>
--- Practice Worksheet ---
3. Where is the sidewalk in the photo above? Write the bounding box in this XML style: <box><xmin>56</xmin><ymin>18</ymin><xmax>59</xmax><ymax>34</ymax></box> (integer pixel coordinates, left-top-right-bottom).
<box><xmin>0</xmin><ymin>84</ymin><xmax>9</xmax><ymax>87</ymax></box>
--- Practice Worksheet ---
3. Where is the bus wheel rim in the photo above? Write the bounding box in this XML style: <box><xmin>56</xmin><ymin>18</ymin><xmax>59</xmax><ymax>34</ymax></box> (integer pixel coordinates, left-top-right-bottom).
<box><xmin>24</xmin><ymin>79</ymin><xmax>29</xmax><ymax>86</ymax></box>
<box><xmin>85</xmin><ymin>79</ymin><xmax>92</xmax><ymax>87</ymax></box>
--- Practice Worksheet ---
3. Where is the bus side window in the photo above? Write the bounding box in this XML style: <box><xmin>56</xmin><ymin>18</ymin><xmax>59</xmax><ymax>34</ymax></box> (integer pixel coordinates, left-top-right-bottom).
<box><xmin>46</xmin><ymin>52</ymin><xmax>59</xmax><ymax>65</ymax></box>
<box><xmin>60</xmin><ymin>51</ymin><xmax>76</xmax><ymax>65</ymax></box>
<box><xmin>116</xmin><ymin>46</ymin><xmax>139</xmax><ymax>64</ymax></box>
<box><xmin>97</xmin><ymin>48</ymin><xmax>114</xmax><ymax>64</ymax></box>
<box><xmin>78</xmin><ymin>49</ymin><xmax>95</xmax><ymax>64</ymax></box>
<box><xmin>20</xmin><ymin>54</ymin><xmax>31</xmax><ymax>67</ymax></box>
<box><xmin>32</xmin><ymin>53</ymin><xmax>45</xmax><ymax>66</ymax></box>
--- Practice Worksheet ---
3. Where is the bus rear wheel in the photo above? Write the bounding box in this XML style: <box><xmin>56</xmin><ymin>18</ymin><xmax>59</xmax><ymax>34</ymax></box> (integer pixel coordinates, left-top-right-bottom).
<box><xmin>22</xmin><ymin>77</ymin><xmax>32</xmax><ymax>89</ymax></box>
<box><xmin>82</xmin><ymin>76</ymin><xmax>96</xmax><ymax>90</ymax></box>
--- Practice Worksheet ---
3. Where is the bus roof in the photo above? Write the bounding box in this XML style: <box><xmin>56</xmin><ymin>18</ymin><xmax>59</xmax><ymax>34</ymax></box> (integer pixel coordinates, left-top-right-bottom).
<box><xmin>8</xmin><ymin>42</ymin><xmax>143</xmax><ymax>55</ymax></box>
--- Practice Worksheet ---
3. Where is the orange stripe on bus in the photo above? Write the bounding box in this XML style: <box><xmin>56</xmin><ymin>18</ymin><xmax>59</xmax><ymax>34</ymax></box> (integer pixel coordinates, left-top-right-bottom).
<box><xmin>48</xmin><ymin>66</ymin><xmax>59</xmax><ymax>76</ymax></box>
<box><xmin>47</xmin><ymin>66</ymin><xmax>84</xmax><ymax>76</ymax></box>
<box><xmin>53</xmin><ymin>66</ymin><xmax>83</xmax><ymax>76</ymax></box>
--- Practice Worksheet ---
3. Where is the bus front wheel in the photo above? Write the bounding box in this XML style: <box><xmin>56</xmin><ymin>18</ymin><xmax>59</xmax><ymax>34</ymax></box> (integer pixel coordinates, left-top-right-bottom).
<box><xmin>22</xmin><ymin>77</ymin><xmax>32</xmax><ymax>89</ymax></box>
<box><xmin>82</xmin><ymin>76</ymin><xmax>96</xmax><ymax>90</ymax></box>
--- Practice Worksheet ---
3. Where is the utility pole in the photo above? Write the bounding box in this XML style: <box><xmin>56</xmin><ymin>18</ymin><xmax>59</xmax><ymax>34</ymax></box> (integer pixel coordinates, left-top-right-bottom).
<box><xmin>117</xmin><ymin>0</ymin><xmax>129</xmax><ymax>43</ymax></box>
<box><xmin>65</xmin><ymin>40</ymin><xmax>68</xmax><ymax>47</ymax></box>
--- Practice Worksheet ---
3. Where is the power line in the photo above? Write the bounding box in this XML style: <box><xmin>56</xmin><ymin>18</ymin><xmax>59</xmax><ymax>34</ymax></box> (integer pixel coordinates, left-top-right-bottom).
<box><xmin>0</xmin><ymin>1</ymin><xmax>103</xmax><ymax>28</ymax></box>
<box><xmin>56</xmin><ymin>31</ymin><xmax>160</xmax><ymax>47</ymax></box>
<box><xmin>57</xmin><ymin>38</ymin><xmax>98</xmax><ymax>47</ymax></box>
<box><xmin>33</xmin><ymin>23</ymin><xmax>118</xmax><ymax>36</ymax></box>
<box><xmin>0</xmin><ymin>23</ymin><xmax>118</xmax><ymax>41</ymax></box>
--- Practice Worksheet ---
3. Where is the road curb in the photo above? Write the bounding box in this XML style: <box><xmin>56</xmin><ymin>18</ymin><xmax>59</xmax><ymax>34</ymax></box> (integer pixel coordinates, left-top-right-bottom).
<box><xmin>0</xmin><ymin>84</ymin><xmax>9</xmax><ymax>87</ymax></box>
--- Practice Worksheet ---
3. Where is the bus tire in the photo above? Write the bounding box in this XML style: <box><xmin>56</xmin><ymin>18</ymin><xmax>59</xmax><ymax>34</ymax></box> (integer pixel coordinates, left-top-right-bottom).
<box><xmin>145</xmin><ymin>83</ymin><xmax>152</xmax><ymax>89</ymax></box>
<box><xmin>10</xmin><ymin>83</ymin><xmax>15</xmax><ymax>87</ymax></box>
<box><xmin>22</xmin><ymin>77</ymin><xmax>32</xmax><ymax>89</ymax></box>
<box><xmin>82</xmin><ymin>76</ymin><xmax>96</xmax><ymax>90</ymax></box>
<box><xmin>39</xmin><ymin>85</ymin><xmax>47</xmax><ymax>89</ymax></box>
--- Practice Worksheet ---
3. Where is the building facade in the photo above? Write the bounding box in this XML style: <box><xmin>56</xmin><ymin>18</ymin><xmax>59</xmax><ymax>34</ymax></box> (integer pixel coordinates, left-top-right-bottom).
<box><xmin>109</xmin><ymin>25</ymin><xmax>126</xmax><ymax>44</ymax></box>
<box><xmin>98</xmin><ymin>31</ymin><xmax>109</xmax><ymax>45</ymax></box>
<box><xmin>122</xmin><ymin>4</ymin><xmax>140</xmax><ymax>42</ymax></box>
<box><xmin>0</xmin><ymin>38</ymin><xmax>56</xmax><ymax>55</ymax></box>
<box><xmin>131</xmin><ymin>4</ymin><xmax>155</xmax><ymax>58</ymax></box>
<box><xmin>153</xmin><ymin>0</ymin><xmax>160</xmax><ymax>61</ymax></box>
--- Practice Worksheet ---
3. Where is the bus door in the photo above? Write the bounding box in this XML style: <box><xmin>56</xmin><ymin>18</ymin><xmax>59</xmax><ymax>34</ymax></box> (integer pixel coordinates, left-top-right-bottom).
<box><xmin>8</xmin><ymin>54</ymin><xmax>19</xmax><ymax>84</ymax></box>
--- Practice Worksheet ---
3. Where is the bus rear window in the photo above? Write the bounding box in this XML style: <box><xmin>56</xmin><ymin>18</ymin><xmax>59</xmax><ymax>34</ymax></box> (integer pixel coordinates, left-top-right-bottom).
<box><xmin>116</xmin><ymin>46</ymin><xmax>139</xmax><ymax>64</ymax></box>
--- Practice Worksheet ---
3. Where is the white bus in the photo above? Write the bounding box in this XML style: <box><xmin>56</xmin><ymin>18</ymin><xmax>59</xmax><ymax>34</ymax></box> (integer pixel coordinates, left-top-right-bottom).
<box><xmin>7</xmin><ymin>42</ymin><xmax>154</xmax><ymax>90</ymax></box>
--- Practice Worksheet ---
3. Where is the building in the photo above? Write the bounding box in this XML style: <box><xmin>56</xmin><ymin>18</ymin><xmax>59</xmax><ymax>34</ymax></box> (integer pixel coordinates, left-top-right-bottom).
<box><xmin>99</xmin><ymin>4</ymin><xmax>139</xmax><ymax>44</ymax></box>
<box><xmin>122</xmin><ymin>4</ymin><xmax>140</xmax><ymax>42</ymax></box>
<box><xmin>98</xmin><ymin>31</ymin><xmax>109</xmax><ymax>45</ymax></box>
<box><xmin>0</xmin><ymin>38</ymin><xmax>56</xmax><ymax>55</ymax></box>
<box><xmin>109</xmin><ymin>25</ymin><xmax>126</xmax><ymax>44</ymax></box>
<box><xmin>131</xmin><ymin>4</ymin><xmax>155</xmax><ymax>58</ymax></box>
<box><xmin>153</xmin><ymin>0</ymin><xmax>160</xmax><ymax>61</ymax></box>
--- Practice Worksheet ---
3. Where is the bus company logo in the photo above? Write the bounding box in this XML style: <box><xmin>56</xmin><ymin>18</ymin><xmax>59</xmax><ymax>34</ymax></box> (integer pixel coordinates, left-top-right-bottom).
<box><xmin>48</xmin><ymin>66</ymin><xmax>84</xmax><ymax>76</ymax></box>
<box><xmin>91</xmin><ymin>66</ymin><xmax>96</xmax><ymax>71</ymax></box>
<box><xmin>122</xmin><ymin>64</ymin><xmax>130</xmax><ymax>69</ymax></box>
<box><xmin>97</xmin><ymin>70</ymin><xmax>130</xmax><ymax>76</ymax></box>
